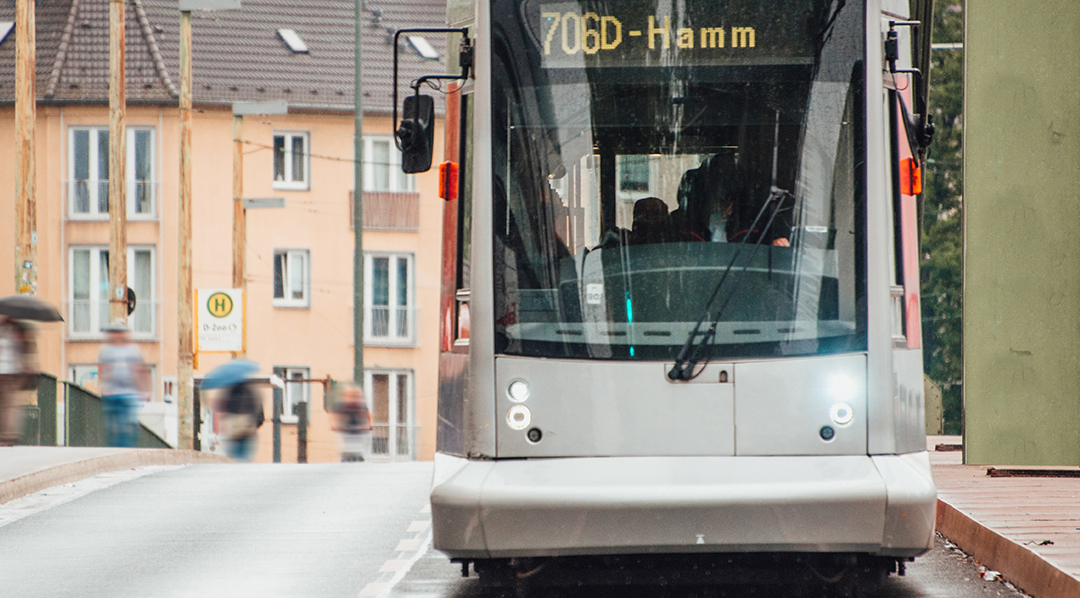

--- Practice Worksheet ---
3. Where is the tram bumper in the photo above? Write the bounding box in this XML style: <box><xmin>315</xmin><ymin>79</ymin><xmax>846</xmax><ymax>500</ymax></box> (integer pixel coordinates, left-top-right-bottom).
<box><xmin>431</xmin><ymin>452</ymin><xmax>935</xmax><ymax>559</ymax></box>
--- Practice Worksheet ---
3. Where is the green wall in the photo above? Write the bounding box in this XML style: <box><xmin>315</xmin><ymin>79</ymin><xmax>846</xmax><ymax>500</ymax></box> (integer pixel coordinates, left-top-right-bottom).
<box><xmin>964</xmin><ymin>1</ymin><xmax>1080</xmax><ymax>464</ymax></box>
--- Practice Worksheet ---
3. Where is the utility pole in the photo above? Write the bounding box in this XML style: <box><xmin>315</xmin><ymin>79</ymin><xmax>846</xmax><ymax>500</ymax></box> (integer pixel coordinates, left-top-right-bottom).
<box><xmin>231</xmin><ymin>112</ymin><xmax>244</xmax><ymax>359</ymax></box>
<box><xmin>176</xmin><ymin>1</ymin><xmax>240</xmax><ymax>450</ymax></box>
<box><xmin>14</xmin><ymin>0</ymin><xmax>36</xmax><ymax>296</ymax></box>
<box><xmin>353</xmin><ymin>0</ymin><xmax>364</xmax><ymax>385</ymax></box>
<box><xmin>230</xmin><ymin>100</ymin><xmax>286</xmax><ymax>362</ymax></box>
<box><xmin>108</xmin><ymin>0</ymin><xmax>128</xmax><ymax>325</ymax></box>
<box><xmin>177</xmin><ymin>9</ymin><xmax>194</xmax><ymax>450</ymax></box>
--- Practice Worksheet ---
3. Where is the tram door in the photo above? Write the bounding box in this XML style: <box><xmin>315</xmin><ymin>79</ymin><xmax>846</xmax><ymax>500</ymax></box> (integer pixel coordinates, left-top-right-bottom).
<box><xmin>365</xmin><ymin>369</ymin><xmax>415</xmax><ymax>459</ymax></box>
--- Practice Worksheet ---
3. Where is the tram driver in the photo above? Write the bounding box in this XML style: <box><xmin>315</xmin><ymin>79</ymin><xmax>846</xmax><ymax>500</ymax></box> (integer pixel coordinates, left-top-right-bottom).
<box><xmin>674</xmin><ymin>154</ymin><xmax>792</xmax><ymax>247</ymax></box>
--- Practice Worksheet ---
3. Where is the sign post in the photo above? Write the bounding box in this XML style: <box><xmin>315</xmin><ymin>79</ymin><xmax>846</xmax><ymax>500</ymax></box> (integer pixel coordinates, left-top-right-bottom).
<box><xmin>196</xmin><ymin>289</ymin><xmax>245</xmax><ymax>354</ymax></box>
<box><xmin>178</xmin><ymin>0</ymin><xmax>241</xmax><ymax>450</ymax></box>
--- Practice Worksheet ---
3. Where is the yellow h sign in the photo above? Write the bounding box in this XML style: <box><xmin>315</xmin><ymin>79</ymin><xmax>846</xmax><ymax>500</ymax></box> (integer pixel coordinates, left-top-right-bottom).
<box><xmin>206</xmin><ymin>292</ymin><xmax>234</xmax><ymax>318</ymax></box>
<box><xmin>197</xmin><ymin>288</ymin><xmax>244</xmax><ymax>353</ymax></box>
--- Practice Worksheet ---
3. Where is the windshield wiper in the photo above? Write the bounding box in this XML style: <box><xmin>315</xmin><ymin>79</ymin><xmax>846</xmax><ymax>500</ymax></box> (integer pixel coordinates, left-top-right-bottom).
<box><xmin>667</xmin><ymin>187</ymin><xmax>790</xmax><ymax>381</ymax></box>
<box><xmin>817</xmin><ymin>0</ymin><xmax>848</xmax><ymax>49</ymax></box>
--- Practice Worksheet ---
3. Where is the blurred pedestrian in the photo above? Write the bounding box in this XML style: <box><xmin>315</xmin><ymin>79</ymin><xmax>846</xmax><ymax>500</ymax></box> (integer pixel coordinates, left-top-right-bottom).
<box><xmin>97</xmin><ymin>321</ymin><xmax>150</xmax><ymax>447</ymax></box>
<box><xmin>0</xmin><ymin>318</ymin><xmax>37</xmax><ymax>446</ymax></box>
<box><xmin>332</xmin><ymin>383</ymin><xmax>372</xmax><ymax>462</ymax></box>
<box><xmin>219</xmin><ymin>379</ymin><xmax>264</xmax><ymax>461</ymax></box>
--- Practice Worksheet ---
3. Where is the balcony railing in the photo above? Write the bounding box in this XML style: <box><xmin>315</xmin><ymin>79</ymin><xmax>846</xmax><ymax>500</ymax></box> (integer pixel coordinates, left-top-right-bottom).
<box><xmin>65</xmin><ymin>180</ymin><xmax>159</xmax><ymax>219</ymax></box>
<box><xmin>365</xmin><ymin>305</ymin><xmax>418</xmax><ymax>345</ymax></box>
<box><xmin>368</xmin><ymin>423</ymin><xmax>418</xmax><ymax>460</ymax></box>
<box><xmin>70</xmin><ymin>180</ymin><xmax>111</xmax><ymax>214</ymax></box>
<box><xmin>65</xmin><ymin>299</ymin><xmax>158</xmax><ymax>339</ymax></box>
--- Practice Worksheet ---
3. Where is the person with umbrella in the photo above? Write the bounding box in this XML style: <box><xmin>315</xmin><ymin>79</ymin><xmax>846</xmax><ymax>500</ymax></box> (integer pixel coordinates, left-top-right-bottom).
<box><xmin>202</xmin><ymin>360</ymin><xmax>264</xmax><ymax>461</ymax></box>
<box><xmin>0</xmin><ymin>318</ymin><xmax>38</xmax><ymax>446</ymax></box>
<box><xmin>0</xmin><ymin>295</ymin><xmax>57</xmax><ymax>446</ymax></box>
<box><xmin>98</xmin><ymin>320</ymin><xmax>151</xmax><ymax>447</ymax></box>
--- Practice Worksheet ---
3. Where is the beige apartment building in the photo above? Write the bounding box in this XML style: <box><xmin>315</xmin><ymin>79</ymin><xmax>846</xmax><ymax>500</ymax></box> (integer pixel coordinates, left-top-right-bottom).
<box><xmin>0</xmin><ymin>0</ymin><xmax>448</xmax><ymax>461</ymax></box>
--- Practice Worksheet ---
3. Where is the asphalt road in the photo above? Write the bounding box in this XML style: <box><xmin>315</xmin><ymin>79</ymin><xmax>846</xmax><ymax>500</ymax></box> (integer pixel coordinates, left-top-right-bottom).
<box><xmin>0</xmin><ymin>463</ymin><xmax>1025</xmax><ymax>598</ymax></box>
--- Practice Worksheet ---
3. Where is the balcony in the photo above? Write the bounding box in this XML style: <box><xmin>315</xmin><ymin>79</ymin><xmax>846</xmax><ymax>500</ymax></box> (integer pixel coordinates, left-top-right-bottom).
<box><xmin>66</xmin><ymin>180</ymin><xmax>159</xmax><ymax>220</ymax></box>
<box><xmin>65</xmin><ymin>299</ymin><xmax>158</xmax><ymax>340</ymax></box>
<box><xmin>364</xmin><ymin>305</ymin><xmax>418</xmax><ymax>347</ymax></box>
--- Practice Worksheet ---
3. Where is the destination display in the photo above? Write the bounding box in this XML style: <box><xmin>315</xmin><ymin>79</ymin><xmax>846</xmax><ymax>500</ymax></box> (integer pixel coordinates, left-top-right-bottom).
<box><xmin>534</xmin><ymin>0</ymin><xmax>819</xmax><ymax>69</ymax></box>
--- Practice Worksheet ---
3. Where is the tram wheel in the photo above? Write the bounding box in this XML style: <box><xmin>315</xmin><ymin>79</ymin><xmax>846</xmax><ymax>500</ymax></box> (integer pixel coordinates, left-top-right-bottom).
<box><xmin>510</xmin><ymin>559</ymin><xmax>548</xmax><ymax>598</ymax></box>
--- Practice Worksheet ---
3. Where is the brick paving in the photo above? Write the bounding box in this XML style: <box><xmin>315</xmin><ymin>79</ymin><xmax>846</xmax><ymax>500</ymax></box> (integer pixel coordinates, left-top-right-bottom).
<box><xmin>930</xmin><ymin>436</ymin><xmax>1080</xmax><ymax>597</ymax></box>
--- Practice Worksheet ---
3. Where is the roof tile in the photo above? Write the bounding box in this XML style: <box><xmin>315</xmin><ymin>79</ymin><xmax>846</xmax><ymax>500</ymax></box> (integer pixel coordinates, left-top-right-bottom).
<box><xmin>0</xmin><ymin>0</ymin><xmax>451</xmax><ymax>113</ymax></box>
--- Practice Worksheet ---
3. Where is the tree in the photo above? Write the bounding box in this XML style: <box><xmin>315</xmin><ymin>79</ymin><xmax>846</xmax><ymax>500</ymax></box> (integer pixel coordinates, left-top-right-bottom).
<box><xmin>920</xmin><ymin>2</ymin><xmax>964</xmax><ymax>434</ymax></box>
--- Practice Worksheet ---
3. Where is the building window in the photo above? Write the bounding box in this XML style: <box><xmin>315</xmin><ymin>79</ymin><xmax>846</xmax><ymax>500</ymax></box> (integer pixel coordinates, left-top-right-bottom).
<box><xmin>365</xmin><ymin>253</ymin><xmax>414</xmax><ymax>344</ymax></box>
<box><xmin>273</xmin><ymin>249</ymin><xmax>310</xmax><ymax>308</ymax></box>
<box><xmin>273</xmin><ymin>366</ymin><xmax>310</xmax><ymax>424</ymax></box>
<box><xmin>273</xmin><ymin>132</ymin><xmax>309</xmax><ymax>190</ymax></box>
<box><xmin>70</xmin><ymin>363</ymin><xmax>156</xmax><ymax>401</ymax></box>
<box><xmin>365</xmin><ymin>369</ymin><xmax>414</xmax><ymax>459</ymax></box>
<box><xmin>364</xmin><ymin>137</ymin><xmax>415</xmax><ymax>192</ymax></box>
<box><xmin>69</xmin><ymin>246</ymin><xmax>156</xmax><ymax>337</ymax></box>
<box><xmin>68</xmin><ymin>127</ymin><xmax>156</xmax><ymax>218</ymax></box>
<box><xmin>619</xmin><ymin>154</ymin><xmax>650</xmax><ymax>192</ymax></box>
<box><xmin>68</xmin><ymin>364</ymin><xmax>100</xmax><ymax>393</ymax></box>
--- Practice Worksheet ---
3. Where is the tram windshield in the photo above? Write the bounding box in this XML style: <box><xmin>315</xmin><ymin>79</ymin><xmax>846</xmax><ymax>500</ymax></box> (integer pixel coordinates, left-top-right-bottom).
<box><xmin>492</xmin><ymin>0</ymin><xmax>866</xmax><ymax>360</ymax></box>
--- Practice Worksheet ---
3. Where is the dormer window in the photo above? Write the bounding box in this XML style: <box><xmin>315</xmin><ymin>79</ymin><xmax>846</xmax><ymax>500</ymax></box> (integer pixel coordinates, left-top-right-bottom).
<box><xmin>407</xmin><ymin>35</ymin><xmax>439</xmax><ymax>61</ymax></box>
<box><xmin>277</xmin><ymin>28</ymin><xmax>309</xmax><ymax>54</ymax></box>
<box><xmin>0</xmin><ymin>22</ymin><xmax>13</xmax><ymax>47</ymax></box>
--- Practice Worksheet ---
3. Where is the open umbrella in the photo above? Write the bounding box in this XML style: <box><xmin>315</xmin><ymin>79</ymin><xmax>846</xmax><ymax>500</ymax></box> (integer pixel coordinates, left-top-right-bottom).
<box><xmin>200</xmin><ymin>359</ymin><xmax>259</xmax><ymax>390</ymax></box>
<box><xmin>0</xmin><ymin>295</ymin><xmax>63</xmax><ymax>321</ymax></box>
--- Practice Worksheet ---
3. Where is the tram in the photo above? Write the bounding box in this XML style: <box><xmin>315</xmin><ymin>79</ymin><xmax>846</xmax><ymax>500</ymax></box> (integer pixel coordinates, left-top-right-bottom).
<box><xmin>396</xmin><ymin>0</ymin><xmax>937</xmax><ymax>589</ymax></box>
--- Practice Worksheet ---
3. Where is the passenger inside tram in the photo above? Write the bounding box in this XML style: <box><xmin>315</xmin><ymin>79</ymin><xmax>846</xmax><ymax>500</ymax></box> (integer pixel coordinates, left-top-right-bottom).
<box><xmin>670</xmin><ymin>168</ymin><xmax>707</xmax><ymax>242</ymax></box>
<box><xmin>616</xmin><ymin>152</ymin><xmax>793</xmax><ymax>249</ymax></box>
<box><xmin>628</xmin><ymin>197</ymin><xmax>669</xmax><ymax>246</ymax></box>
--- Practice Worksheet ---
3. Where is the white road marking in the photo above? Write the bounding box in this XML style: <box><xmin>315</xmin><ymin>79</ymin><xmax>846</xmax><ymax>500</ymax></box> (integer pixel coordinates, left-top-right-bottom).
<box><xmin>380</xmin><ymin>559</ymin><xmax>409</xmax><ymax>572</ymax></box>
<box><xmin>359</xmin><ymin>582</ymin><xmax>389</xmax><ymax>597</ymax></box>
<box><xmin>407</xmin><ymin>520</ymin><xmax>430</xmax><ymax>533</ymax></box>
<box><xmin>362</xmin><ymin>501</ymin><xmax>437</xmax><ymax>598</ymax></box>
<box><xmin>0</xmin><ymin>466</ymin><xmax>180</xmax><ymax>529</ymax></box>
<box><xmin>369</xmin><ymin>531</ymin><xmax>433</xmax><ymax>598</ymax></box>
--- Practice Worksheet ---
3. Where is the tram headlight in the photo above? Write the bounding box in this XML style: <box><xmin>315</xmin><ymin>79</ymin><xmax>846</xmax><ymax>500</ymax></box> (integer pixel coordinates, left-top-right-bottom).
<box><xmin>507</xmin><ymin>379</ymin><xmax>530</xmax><ymax>403</ymax></box>
<box><xmin>829</xmin><ymin>374</ymin><xmax>858</xmax><ymax>402</ymax></box>
<box><xmin>507</xmin><ymin>405</ymin><xmax>532</xmax><ymax>430</ymax></box>
<box><xmin>830</xmin><ymin>402</ymin><xmax>854</xmax><ymax>427</ymax></box>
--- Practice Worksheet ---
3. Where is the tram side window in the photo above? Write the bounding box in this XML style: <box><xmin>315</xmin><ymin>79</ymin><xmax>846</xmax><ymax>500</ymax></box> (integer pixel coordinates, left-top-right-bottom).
<box><xmin>887</xmin><ymin>76</ymin><xmax>923</xmax><ymax>349</ymax></box>
<box><xmin>455</xmin><ymin>91</ymin><xmax>474</xmax><ymax>347</ymax></box>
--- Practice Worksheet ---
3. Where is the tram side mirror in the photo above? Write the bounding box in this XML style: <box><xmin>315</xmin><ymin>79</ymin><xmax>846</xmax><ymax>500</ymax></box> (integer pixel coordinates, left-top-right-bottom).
<box><xmin>396</xmin><ymin>94</ymin><xmax>436</xmax><ymax>173</ymax></box>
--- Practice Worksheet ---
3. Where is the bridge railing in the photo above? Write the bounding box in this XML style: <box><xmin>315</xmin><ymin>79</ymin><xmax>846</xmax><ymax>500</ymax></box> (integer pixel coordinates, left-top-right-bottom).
<box><xmin>17</xmin><ymin>372</ymin><xmax>169</xmax><ymax>449</ymax></box>
<box><xmin>62</xmin><ymin>381</ymin><xmax>171</xmax><ymax>449</ymax></box>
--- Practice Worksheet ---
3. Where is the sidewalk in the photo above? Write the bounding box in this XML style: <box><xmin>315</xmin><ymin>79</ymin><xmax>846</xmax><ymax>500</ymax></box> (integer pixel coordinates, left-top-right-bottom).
<box><xmin>931</xmin><ymin>435</ymin><xmax>1080</xmax><ymax>598</ymax></box>
<box><xmin>0</xmin><ymin>446</ymin><xmax>227</xmax><ymax>505</ymax></box>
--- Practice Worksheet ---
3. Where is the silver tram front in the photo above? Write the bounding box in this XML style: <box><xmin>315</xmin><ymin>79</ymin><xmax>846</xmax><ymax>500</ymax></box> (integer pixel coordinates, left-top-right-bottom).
<box><xmin>429</xmin><ymin>0</ymin><xmax>935</xmax><ymax>581</ymax></box>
